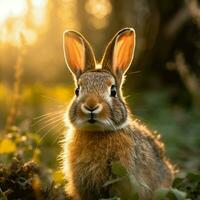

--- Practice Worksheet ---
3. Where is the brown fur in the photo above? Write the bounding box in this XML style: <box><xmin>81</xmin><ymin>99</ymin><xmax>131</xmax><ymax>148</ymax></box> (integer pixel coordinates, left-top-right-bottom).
<box><xmin>63</xmin><ymin>121</ymin><xmax>174</xmax><ymax>200</ymax></box>
<box><xmin>62</xmin><ymin>28</ymin><xmax>175</xmax><ymax>200</ymax></box>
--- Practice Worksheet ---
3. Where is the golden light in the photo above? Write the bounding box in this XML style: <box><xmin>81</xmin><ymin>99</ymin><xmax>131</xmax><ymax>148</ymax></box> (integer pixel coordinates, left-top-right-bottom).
<box><xmin>0</xmin><ymin>0</ymin><xmax>47</xmax><ymax>46</ymax></box>
<box><xmin>0</xmin><ymin>0</ymin><xmax>27</xmax><ymax>24</ymax></box>
<box><xmin>58</xmin><ymin>0</ymin><xmax>79</xmax><ymax>29</ymax></box>
<box><xmin>1</xmin><ymin>21</ymin><xmax>37</xmax><ymax>47</ymax></box>
<box><xmin>85</xmin><ymin>0</ymin><xmax>112</xmax><ymax>29</ymax></box>
<box><xmin>31</xmin><ymin>0</ymin><xmax>48</xmax><ymax>26</ymax></box>
<box><xmin>85</xmin><ymin>0</ymin><xmax>112</xmax><ymax>19</ymax></box>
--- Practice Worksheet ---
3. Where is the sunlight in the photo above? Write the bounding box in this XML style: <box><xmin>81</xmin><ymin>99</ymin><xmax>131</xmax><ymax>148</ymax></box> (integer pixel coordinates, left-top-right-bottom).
<box><xmin>85</xmin><ymin>0</ymin><xmax>112</xmax><ymax>29</ymax></box>
<box><xmin>32</xmin><ymin>0</ymin><xmax>48</xmax><ymax>26</ymax></box>
<box><xmin>59</xmin><ymin>0</ymin><xmax>78</xmax><ymax>29</ymax></box>
<box><xmin>0</xmin><ymin>0</ymin><xmax>47</xmax><ymax>46</ymax></box>
<box><xmin>0</xmin><ymin>0</ymin><xmax>27</xmax><ymax>25</ymax></box>
<box><xmin>1</xmin><ymin>21</ymin><xmax>37</xmax><ymax>46</ymax></box>
<box><xmin>85</xmin><ymin>0</ymin><xmax>112</xmax><ymax>19</ymax></box>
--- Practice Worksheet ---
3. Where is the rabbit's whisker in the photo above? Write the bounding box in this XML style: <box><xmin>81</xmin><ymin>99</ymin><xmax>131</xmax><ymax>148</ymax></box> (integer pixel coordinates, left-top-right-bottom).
<box><xmin>36</xmin><ymin>120</ymin><xmax>64</xmax><ymax>146</ymax></box>
<box><xmin>107</xmin><ymin>118</ymin><xmax>117</xmax><ymax>131</ymax></box>
<box><xmin>39</xmin><ymin>120</ymin><xmax>64</xmax><ymax>143</ymax></box>
<box><xmin>41</xmin><ymin>95</ymin><xmax>67</xmax><ymax>105</ymax></box>
<box><xmin>52</xmin><ymin>126</ymin><xmax>66</xmax><ymax>145</ymax></box>
<box><xmin>127</xmin><ymin>70</ymin><xmax>141</xmax><ymax>75</ymax></box>
<box><xmin>32</xmin><ymin>112</ymin><xmax>64</xmax><ymax>127</ymax></box>
<box><xmin>35</xmin><ymin>117</ymin><xmax>63</xmax><ymax>134</ymax></box>
<box><xmin>33</xmin><ymin>120</ymin><xmax>65</xmax><ymax>158</ymax></box>
<box><xmin>33</xmin><ymin>110</ymin><xmax>64</xmax><ymax>120</ymax></box>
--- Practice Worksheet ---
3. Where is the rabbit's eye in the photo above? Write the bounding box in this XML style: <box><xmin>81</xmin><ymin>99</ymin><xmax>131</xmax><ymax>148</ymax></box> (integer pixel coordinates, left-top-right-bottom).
<box><xmin>110</xmin><ymin>85</ymin><xmax>117</xmax><ymax>97</ymax></box>
<box><xmin>75</xmin><ymin>86</ymin><xmax>79</xmax><ymax>96</ymax></box>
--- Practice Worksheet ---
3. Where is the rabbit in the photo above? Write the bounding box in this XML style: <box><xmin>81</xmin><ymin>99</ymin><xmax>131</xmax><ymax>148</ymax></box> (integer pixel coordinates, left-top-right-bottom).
<box><xmin>61</xmin><ymin>28</ymin><xmax>175</xmax><ymax>200</ymax></box>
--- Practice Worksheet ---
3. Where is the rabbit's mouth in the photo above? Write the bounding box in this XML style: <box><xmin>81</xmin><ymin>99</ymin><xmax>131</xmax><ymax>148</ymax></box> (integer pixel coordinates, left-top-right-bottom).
<box><xmin>88</xmin><ymin>118</ymin><xmax>96</xmax><ymax>124</ymax></box>
<box><xmin>73</xmin><ymin>116</ymin><xmax>116</xmax><ymax>131</ymax></box>
<box><xmin>88</xmin><ymin>113</ymin><xmax>96</xmax><ymax>124</ymax></box>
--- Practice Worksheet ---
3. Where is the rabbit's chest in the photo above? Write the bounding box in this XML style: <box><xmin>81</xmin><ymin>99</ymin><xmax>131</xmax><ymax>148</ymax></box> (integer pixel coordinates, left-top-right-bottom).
<box><xmin>67</xmin><ymin>133</ymin><xmax>135</xmax><ymax>189</ymax></box>
<box><xmin>70</xmin><ymin>142</ymin><xmax>117</xmax><ymax>185</ymax></box>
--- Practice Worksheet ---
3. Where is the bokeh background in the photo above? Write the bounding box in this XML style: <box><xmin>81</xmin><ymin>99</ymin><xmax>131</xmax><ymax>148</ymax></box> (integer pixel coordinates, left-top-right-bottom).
<box><xmin>0</xmin><ymin>0</ymin><xmax>200</xmax><ymax>177</ymax></box>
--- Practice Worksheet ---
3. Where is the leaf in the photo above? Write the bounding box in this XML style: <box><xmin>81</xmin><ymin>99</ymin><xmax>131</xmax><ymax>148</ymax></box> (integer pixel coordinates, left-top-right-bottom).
<box><xmin>153</xmin><ymin>188</ymin><xmax>169</xmax><ymax>200</ymax></box>
<box><xmin>168</xmin><ymin>188</ymin><xmax>187</xmax><ymax>200</ymax></box>
<box><xmin>111</xmin><ymin>162</ymin><xmax>127</xmax><ymax>177</ymax></box>
<box><xmin>139</xmin><ymin>180</ymin><xmax>151</xmax><ymax>191</ymax></box>
<box><xmin>187</xmin><ymin>173</ymin><xmax>200</xmax><ymax>182</ymax></box>
<box><xmin>172</xmin><ymin>177</ymin><xmax>184</xmax><ymax>188</ymax></box>
<box><xmin>153</xmin><ymin>188</ymin><xmax>187</xmax><ymax>200</ymax></box>
<box><xmin>128</xmin><ymin>174</ymin><xmax>140</xmax><ymax>192</ymax></box>
<box><xmin>103</xmin><ymin>177</ymin><xmax>122</xmax><ymax>187</ymax></box>
<box><xmin>0</xmin><ymin>138</ymin><xmax>16</xmax><ymax>154</ymax></box>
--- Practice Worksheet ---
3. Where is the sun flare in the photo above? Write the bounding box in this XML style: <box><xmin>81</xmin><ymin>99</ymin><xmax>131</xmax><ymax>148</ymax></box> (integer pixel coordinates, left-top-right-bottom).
<box><xmin>0</xmin><ymin>0</ymin><xmax>47</xmax><ymax>46</ymax></box>
<box><xmin>0</xmin><ymin>0</ymin><xmax>27</xmax><ymax>24</ymax></box>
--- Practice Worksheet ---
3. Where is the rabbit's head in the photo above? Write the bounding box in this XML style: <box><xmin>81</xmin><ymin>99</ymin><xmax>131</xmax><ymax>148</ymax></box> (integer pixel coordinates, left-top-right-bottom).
<box><xmin>63</xmin><ymin>28</ymin><xmax>136</xmax><ymax>131</ymax></box>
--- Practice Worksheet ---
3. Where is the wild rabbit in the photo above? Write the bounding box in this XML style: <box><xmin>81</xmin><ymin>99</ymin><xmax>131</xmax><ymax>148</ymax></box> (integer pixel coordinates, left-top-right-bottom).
<box><xmin>62</xmin><ymin>28</ymin><xmax>174</xmax><ymax>200</ymax></box>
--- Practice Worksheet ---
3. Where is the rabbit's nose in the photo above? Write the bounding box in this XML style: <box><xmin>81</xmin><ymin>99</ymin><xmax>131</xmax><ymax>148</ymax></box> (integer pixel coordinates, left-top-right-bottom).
<box><xmin>81</xmin><ymin>104</ymin><xmax>102</xmax><ymax>114</ymax></box>
<box><xmin>84</xmin><ymin>104</ymin><xmax>98</xmax><ymax>112</ymax></box>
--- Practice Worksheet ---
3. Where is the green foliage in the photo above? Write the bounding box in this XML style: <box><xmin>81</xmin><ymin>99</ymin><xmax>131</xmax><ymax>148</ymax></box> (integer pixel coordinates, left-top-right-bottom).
<box><xmin>128</xmin><ymin>89</ymin><xmax>200</xmax><ymax>171</ymax></box>
<box><xmin>153</xmin><ymin>188</ymin><xmax>186</xmax><ymax>200</ymax></box>
<box><xmin>103</xmin><ymin>162</ymin><xmax>139</xmax><ymax>200</ymax></box>
<box><xmin>173</xmin><ymin>173</ymin><xmax>200</xmax><ymax>200</ymax></box>
<box><xmin>102</xmin><ymin>162</ymin><xmax>200</xmax><ymax>200</ymax></box>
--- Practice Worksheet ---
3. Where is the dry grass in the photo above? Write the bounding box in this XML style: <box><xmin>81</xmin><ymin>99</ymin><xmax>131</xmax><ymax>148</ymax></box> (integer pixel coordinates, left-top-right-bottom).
<box><xmin>5</xmin><ymin>34</ymin><xmax>26</xmax><ymax>132</ymax></box>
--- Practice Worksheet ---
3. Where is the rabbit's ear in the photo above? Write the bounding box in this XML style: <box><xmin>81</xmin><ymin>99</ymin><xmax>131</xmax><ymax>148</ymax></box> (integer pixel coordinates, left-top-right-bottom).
<box><xmin>63</xmin><ymin>30</ymin><xmax>96</xmax><ymax>79</ymax></box>
<box><xmin>101</xmin><ymin>28</ymin><xmax>136</xmax><ymax>82</ymax></box>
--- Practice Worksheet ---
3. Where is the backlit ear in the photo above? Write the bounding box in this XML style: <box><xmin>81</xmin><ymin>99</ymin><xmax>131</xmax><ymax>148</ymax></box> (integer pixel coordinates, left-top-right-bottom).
<box><xmin>101</xmin><ymin>28</ymin><xmax>136</xmax><ymax>83</ymax></box>
<box><xmin>63</xmin><ymin>30</ymin><xmax>96</xmax><ymax>79</ymax></box>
